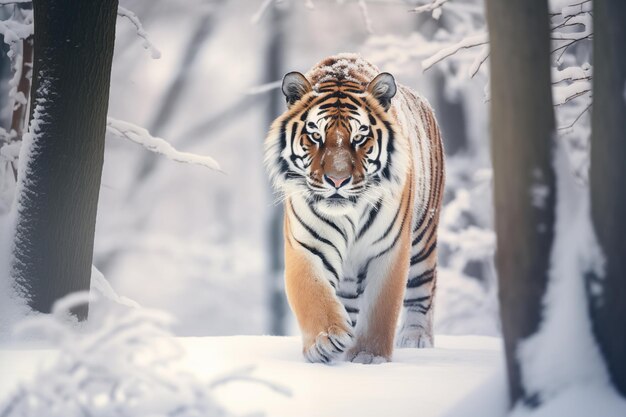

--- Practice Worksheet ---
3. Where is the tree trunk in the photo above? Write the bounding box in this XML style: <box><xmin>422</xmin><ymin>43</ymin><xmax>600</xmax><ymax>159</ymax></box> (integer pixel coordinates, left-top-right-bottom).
<box><xmin>588</xmin><ymin>0</ymin><xmax>626</xmax><ymax>397</ymax></box>
<box><xmin>432</xmin><ymin>68</ymin><xmax>468</xmax><ymax>156</ymax></box>
<box><xmin>485</xmin><ymin>0</ymin><xmax>556</xmax><ymax>406</ymax></box>
<box><xmin>11</xmin><ymin>0</ymin><xmax>119</xmax><ymax>319</ymax></box>
<box><xmin>265</xmin><ymin>3</ymin><xmax>288</xmax><ymax>336</ymax></box>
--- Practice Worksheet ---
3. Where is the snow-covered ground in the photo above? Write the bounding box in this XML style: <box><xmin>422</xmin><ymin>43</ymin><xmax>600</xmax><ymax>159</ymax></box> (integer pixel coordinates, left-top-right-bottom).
<box><xmin>0</xmin><ymin>335</ymin><xmax>503</xmax><ymax>417</ymax></box>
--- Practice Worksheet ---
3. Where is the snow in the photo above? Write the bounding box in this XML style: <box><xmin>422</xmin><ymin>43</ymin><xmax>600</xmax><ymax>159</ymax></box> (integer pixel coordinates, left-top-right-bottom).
<box><xmin>0</xmin><ymin>334</ymin><xmax>503</xmax><ymax>417</ymax></box>
<box><xmin>0</xmin><ymin>13</ymin><xmax>32</xmax><ymax>46</ymax></box>
<box><xmin>515</xmin><ymin>137</ymin><xmax>608</xmax><ymax>404</ymax></box>
<box><xmin>510</xmin><ymin>384</ymin><xmax>626</xmax><ymax>417</ymax></box>
<box><xmin>183</xmin><ymin>335</ymin><xmax>502</xmax><ymax>417</ymax></box>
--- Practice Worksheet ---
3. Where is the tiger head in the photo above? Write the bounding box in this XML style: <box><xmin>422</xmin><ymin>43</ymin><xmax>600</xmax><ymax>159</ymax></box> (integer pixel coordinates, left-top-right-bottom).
<box><xmin>265</xmin><ymin>70</ymin><xmax>403</xmax><ymax>216</ymax></box>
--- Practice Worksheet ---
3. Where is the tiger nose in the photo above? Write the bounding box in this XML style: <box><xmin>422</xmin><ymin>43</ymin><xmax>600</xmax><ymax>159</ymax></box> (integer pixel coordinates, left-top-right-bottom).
<box><xmin>324</xmin><ymin>174</ymin><xmax>351</xmax><ymax>189</ymax></box>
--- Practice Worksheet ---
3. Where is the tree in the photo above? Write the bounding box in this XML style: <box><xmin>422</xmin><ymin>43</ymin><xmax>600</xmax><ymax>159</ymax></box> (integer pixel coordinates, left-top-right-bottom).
<box><xmin>588</xmin><ymin>0</ymin><xmax>626</xmax><ymax>397</ymax></box>
<box><xmin>11</xmin><ymin>0</ymin><xmax>119</xmax><ymax>318</ymax></box>
<box><xmin>264</xmin><ymin>2</ymin><xmax>288</xmax><ymax>336</ymax></box>
<box><xmin>485</xmin><ymin>0</ymin><xmax>556</xmax><ymax>406</ymax></box>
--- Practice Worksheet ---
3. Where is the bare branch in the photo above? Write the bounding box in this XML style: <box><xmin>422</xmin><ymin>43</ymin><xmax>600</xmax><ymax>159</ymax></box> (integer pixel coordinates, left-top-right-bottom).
<box><xmin>557</xmin><ymin>102</ymin><xmax>591</xmax><ymax>131</ymax></box>
<box><xmin>551</xmin><ymin>34</ymin><xmax>592</xmax><ymax>62</ymax></box>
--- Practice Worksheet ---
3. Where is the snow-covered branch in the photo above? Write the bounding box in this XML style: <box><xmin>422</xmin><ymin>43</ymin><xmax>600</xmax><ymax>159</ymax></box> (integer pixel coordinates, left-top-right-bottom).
<box><xmin>117</xmin><ymin>6</ymin><xmax>161</xmax><ymax>59</ymax></box>
<box><xmin>106</xmin><ymin>118</ymin><xmax>222</xmax><ymax>172</ymax></box>
<box><xmin>421</xmin><ymin>33</ymin><xmax>488</xmax><ymax>71</ymax></box>
<box><xmin>247</xmin><ymin>80</ymin><xmax>282</xmax><ymax>95</ymax></box>
<box><xmin>560</xmin><ymin>0</ymin><xmax>592</xmax><ymax>17</ymax></box>
<box><xmin>357</xmin><ymin>0</ymin><xmax>375</xmax><ymax>34</ymax></box>
<box><xmin>410</xmin><ymin>0</ymin><xmax>448</xmax><ymax>19</ymax></box>
<box><xmin>0</xmin><ymin>10</ymin><xmax>33</xmax><ymax>46</ymax></box>
<box><xmin>251</xmin><ymin>0</ymin><xmax>273</xmax><ymax>24</ymax></box>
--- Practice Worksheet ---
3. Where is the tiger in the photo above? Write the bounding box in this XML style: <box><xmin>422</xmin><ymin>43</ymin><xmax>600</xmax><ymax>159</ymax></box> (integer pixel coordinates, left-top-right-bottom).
<box><xmin>264</xmin><ymin>53</ymin><xmax>444</xmax><ymax>364</ymax></box>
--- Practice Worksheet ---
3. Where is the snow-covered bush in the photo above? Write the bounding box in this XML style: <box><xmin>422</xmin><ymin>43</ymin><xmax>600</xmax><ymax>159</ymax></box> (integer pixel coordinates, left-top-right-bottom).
<box><xmin>434</xmin><ymin>155</ymin><xmax>498</xmax><ymax>336</ymax></box>
<box><xmin>0</xmin><ymin>269</ymin><xmax>285</xmax><ymax>417</ymax></box>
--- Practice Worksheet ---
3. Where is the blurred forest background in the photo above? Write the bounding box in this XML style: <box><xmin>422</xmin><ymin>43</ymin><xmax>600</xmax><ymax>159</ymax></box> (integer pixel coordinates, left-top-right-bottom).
<box><xmin>93</xmin><ymin>0</ymin><xmax>500</xmax><ymax>338</ymax></box>
<box><xmin>3</xmin><ymin>0</ymin><xmax>507</xmax><ymax>337</ymax></box>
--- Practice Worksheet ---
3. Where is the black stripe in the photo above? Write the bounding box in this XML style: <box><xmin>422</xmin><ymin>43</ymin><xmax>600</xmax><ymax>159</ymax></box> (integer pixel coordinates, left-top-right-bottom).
<box><xmin>415</xmin><ymin>223</ymin><xmax>437</xmax><ymax>250</ymax></box>
<box><xmin>373</xmin><ymin>203</ymin><xmax>402</xmax><ymax>244</ymax></box>
<box><xmin>412</xmin><ymin>215</ymin><xmax>434</xmax><ymax>246</ymax></box>
<box><xmin>337</xmin><ymin>291</ymin><xmax>359</xmax><ymax>299</ymax></box>
<box><xmin>310</xmin><ymin>205</ymin><xmax>348</xmax><ymax>243</ymax></box>
<box><xmin>345</xmin><ymin>306</ymin><xmax>359</xmax><ymax>314</ymax></box>
<box><xmin>345</xmin><ymin>94</ymin><xmax>364</xmax><ymax>107</ymax></box>
<box><xmin>357</xmin><ymin>178</ymin><xmax>413</xmax><ymax>287</ymax></box>
<box><xmin>294</xmin><ymin>237</ymin><xmax>339</xmax><ymax>283</ymax></box>
<box><xmin>291</xmin><ymin>204</ymin><xmax>343</xmax><ymax>262</ymax></box>
<box><xmin>357</xmin><ymin>199</ymin><xmax>383</xmax><ymax>240</ymax></box>
<box><xmin>406</xmin><ymin>268</ymin><xmax>435</xmax><ymax>288</ymax></box>
<box><xmin>345</xmin><ymin>216</ymin><xmax>356</xmax><ymax>235</ymax></box>
<box><xmin>403</xmin><ymin>296</ymin><xmax>430</xmax><ymax>307</ymax></box>
<box><xmin>410</xmin><ymin>242</ymin><xmax>437</xmax><ymax>266</ymax></box>
<box><xmin>375</xmin><ymin>128</ymin><xmax>383</xmax><ymax>164</ymax></box>
<box><xmin>413</xmin><ymin>209</ymin><xmax>428</xmax><ymax>234</ymax></box>
<box><xmin>381</xmin><ymin>121</ymin><xmax>395</xmax><ymax>180</ymax></box>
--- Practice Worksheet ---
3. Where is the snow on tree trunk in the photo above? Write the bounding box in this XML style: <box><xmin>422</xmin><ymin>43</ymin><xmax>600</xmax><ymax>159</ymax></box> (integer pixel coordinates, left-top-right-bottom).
<box><xmin>588</xmin><ymin>0</ymin><xmax>626</xmax><ymax>397</ymax></box>
<box><xmin>485</xmin><ymin>0</ymin><xmax>556</xmax><ymax>406</ymax></box>
<box><xmin>10</xmin><ymin>0</ymin><xmax>119</xmax><ymax>319</ymax></box>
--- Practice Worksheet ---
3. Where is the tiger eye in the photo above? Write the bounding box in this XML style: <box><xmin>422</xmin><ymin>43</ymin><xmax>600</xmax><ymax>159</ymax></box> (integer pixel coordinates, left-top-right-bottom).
<box><xmin>312</xmin><ymin>132</ymin><xmax>321</xmax><ymax>140</ymax></box>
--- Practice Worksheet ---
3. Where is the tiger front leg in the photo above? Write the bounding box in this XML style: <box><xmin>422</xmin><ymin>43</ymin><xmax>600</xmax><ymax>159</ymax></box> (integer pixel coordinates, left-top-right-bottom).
<box><xmin>285</xmin><ymin>238</ymin><xmax>354</xmax><ymax>364</ymax></box>
<box><xmin>347</xmin><ymin>240</ymin><xmax>411</xmax><ymax>364</ymax></box>
<box><xmin>396</xmin><ymin>239</ymin><xmax>438</xmax><ymax>348</ymax></box>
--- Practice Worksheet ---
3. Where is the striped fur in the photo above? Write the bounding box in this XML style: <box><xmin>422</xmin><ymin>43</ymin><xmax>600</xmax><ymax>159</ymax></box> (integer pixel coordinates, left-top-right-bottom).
<box><xmin>265</xmin><ymin>54</ymin><xmax>444</xmax><ymax>363</ymax></box>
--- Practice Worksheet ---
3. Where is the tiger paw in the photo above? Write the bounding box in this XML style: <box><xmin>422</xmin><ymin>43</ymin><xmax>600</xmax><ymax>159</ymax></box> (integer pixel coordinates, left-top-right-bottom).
<box><xmin>396</xmin><ymin>327</ymin><xmax>434</xmax><ymax>348</ymax></box>
<box><xmin>303</xmin><ymin>324</ymin><xmax>354</xmax><ymax>364</ymax></box>
<box><xmin>350</xmin><ymin>351</ymin><xmax>389</xmax><ymax>364</ymax></box>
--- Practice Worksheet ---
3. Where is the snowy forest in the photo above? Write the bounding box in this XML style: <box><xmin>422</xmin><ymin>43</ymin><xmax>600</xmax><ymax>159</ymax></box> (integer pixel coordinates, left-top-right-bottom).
<box><xmin>0</xmin><ymin>0</ymin><xmax>624</xmax><ymax>416</ymax></box>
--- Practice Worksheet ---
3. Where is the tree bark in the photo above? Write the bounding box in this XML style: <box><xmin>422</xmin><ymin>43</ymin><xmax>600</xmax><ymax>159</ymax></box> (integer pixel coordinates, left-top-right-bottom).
<box><xmin>485</xmin><ymin>0</ymin><xmax>556</xmax><ymax>406</ymax></box>
<box><xmin>588</xmin><ymin>0</ymin><xmax>626</xmax><ymax>397</ymax></box>
<box><xmin>11</xmin><ymin>0</ymin><xmax>119</xmax><ymax>318</ymax></box>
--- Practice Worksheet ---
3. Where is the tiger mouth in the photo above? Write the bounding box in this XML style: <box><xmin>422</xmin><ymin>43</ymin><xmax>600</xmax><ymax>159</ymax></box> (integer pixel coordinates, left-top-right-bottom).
<box><xmin>328</xmin><ymin>193</ymin><xmax>346</xmax><ymax>200</ymax></box>
<box><xmin>323</xmin><ymin>194</ymin><xmax>359</xmax><ymax>206</ymax></box>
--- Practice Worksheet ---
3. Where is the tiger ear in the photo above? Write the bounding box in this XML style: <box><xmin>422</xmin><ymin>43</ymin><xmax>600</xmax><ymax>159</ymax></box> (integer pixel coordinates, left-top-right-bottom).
<box><xmin>282</xmin><ymin>72</ymin><xmax>312</xmax><ymax>107</ymax></box>
<box><xmin>367</xmin><ymin>72</ymin><xmax>397</xmax><ymax>111</ymax></box>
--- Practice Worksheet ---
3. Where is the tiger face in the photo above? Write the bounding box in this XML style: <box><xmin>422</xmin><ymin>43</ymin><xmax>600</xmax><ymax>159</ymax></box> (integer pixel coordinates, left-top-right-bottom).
<box><xmin>266</xmin><ymin>71</ymin><xmax>400</xmax><ymax>216</ymax></box>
